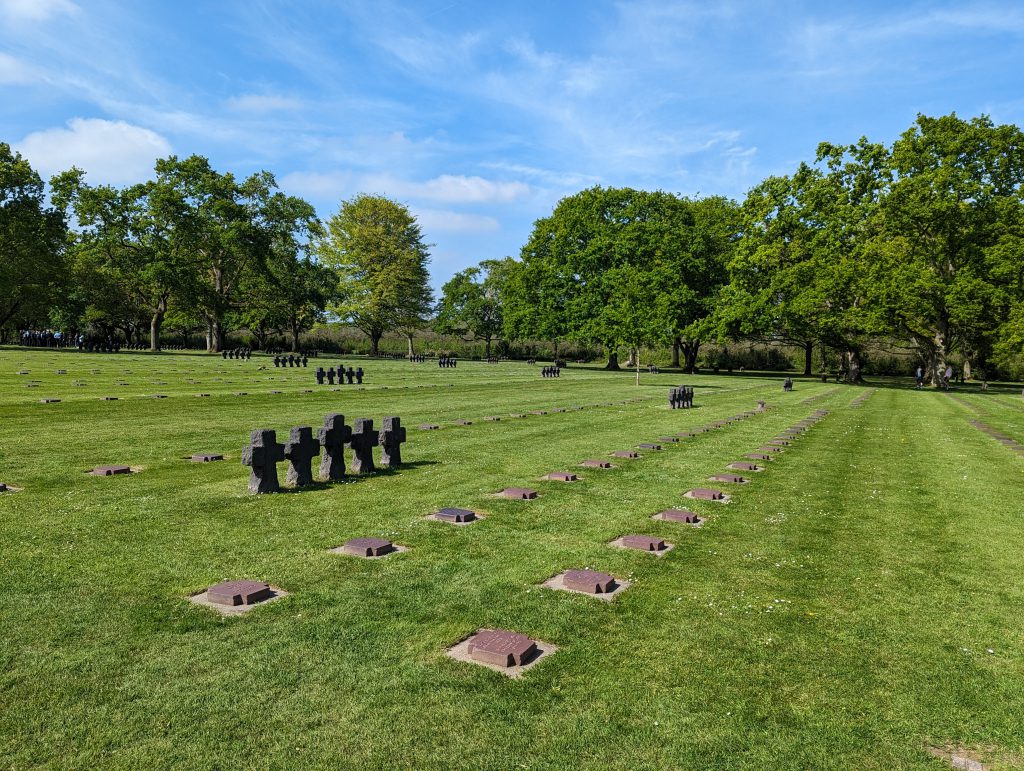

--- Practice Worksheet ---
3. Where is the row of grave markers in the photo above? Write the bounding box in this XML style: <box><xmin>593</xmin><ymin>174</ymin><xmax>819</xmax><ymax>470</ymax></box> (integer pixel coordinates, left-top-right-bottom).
<box><xmin>190</xmin><ymin>399</ymin><xmax>839</xmax><ymax>677</ymax></box>
<box><xmin>242</xmin><ymin>415</ymin><xmax>406</xmax><ymax>493</ymax></box>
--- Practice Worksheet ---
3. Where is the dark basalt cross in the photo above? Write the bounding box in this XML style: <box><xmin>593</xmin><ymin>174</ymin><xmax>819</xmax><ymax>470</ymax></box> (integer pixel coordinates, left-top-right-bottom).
<box><xmin>318</xmin><ymin>413</ymin><xmax>352</xmax><ymax>480</ymax></box>
<box><xmin>378</xmin><ymin>416</ymin><xmax>406</xmax><ymax>468</ymax></box>
<box><xmin>242</xmin><ymin>429</ymin><xmax>285</xmax><ymax>493</ymax></box>
<box><xmin>284</xmin><ymin>427</ymin><xmax>319</xmax><ymax>486</ymax></box>
<box><xmin>349</xmin><ymin>418</ymin><xmax>379</xmax><ymax>474</ymax></box>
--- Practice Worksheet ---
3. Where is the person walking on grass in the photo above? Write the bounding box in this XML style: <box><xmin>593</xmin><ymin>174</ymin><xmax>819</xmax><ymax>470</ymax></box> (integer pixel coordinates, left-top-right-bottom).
<box><xmin>915</xmin><ymin>365</ymin><xmax>924</xmax><ymax>390</ymax></box>
<box><xmin>944</xmin><ymin>364</ymin><xmax>954</xmax><ymax>390</ymax></box>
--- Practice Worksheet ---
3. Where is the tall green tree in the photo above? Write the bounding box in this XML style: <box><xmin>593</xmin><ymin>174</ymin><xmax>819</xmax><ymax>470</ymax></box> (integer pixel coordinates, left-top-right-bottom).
<box><xmin>878</xmin><ymin>113</ymin><xmax>1024</xmax><ymax>384</ymax></box>
<box><xmin>511</xmin><ymin>186</ymin><xmax>731</xmax><ymax>370</ymax></box>
<box><xmin>0</xmin><ymin>143</ymin><xmax>68</xmax><ymax>335</ymax></box>
<box><xmin>316</xmin><ymin>194</ymin><xmax>433</xmax><ymax>355</ymax></box>
<box><xmin>434</xmin><ymin>258</ymin><xmax>512</xmax><ymax>358</ymax></box>
<box><xmin>51</xmin><ymin>168</ymin><xmax>198</xmax><ymax>351</ymax></box>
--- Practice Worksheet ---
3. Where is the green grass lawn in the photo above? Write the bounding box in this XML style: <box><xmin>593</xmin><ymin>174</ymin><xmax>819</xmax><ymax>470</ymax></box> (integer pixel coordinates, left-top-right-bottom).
<box><xmin>2</xmin><ymin>349</ymin><xmax>1023</xmax><ymax>769</ymax></box>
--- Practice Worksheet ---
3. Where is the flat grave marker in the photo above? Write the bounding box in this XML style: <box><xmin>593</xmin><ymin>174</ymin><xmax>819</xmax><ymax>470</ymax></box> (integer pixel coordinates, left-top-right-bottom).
<box><xmin>581</xmin><ymin>460</ymin><xmax>613</xmax><ymax>469</ymax></box>
<box><xmin>431</xmin><ymin>507</ymin><xmax>479</xmax><ymax>524</ymax></box>
<box><xmin>709</xmin><ymin>473</ymin><xmax>748</xmax><ymax>484</ymax></box>
<box><xmin>447</xmin><ymin>628</ymin><xmax>556</xmax><ymax>677</ymax></box>
<box><xmin>684</xmin><ymin>488</ymin><xmax>728</xmax><ymax>502</ymax></box>
<box><xmin>90</xmin><ymin>465</ymin><xmax>132</xmax><ymax>476</ymax></box>
<box><xmin>542</xmin><ymin>569</ymin><xmax>630</xmax><ymax>601</ymax></box>
<box><xmin>191</xmin><ymin>453</ymin><xmax>224</xmax><ymax>463</ymax></box>
<box><xmin>655</xmin><ymin>509</ymin><xmax>703</xmax><ymax>525</ymax></box>
<box><xmin>544</xmin><ymin>472</ymin><xmax>578</xmax><ymax>482</ymax></box>
<box><xmin>334</xmin><ymin>537</ymin><xmax>404</xmax><ymax>558</ymax></box>
<box><xmin>189</xmin><ymin>580</ymin><xmax>287</xmax><ymax>615</ymax></box>
<box><xmin>611</xmin><ymin>534</ymin><xmax>674</xmax><ymax>556</ymax></box>
<box><xmin>499</xmin><ymin>487</ymin><xmax>538</xmax><ymax>499</ymax></box>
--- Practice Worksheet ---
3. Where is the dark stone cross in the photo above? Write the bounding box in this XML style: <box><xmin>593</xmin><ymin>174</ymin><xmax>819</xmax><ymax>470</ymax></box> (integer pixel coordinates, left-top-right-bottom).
<box><xmin>318</xmin><ymin>413</ymin><xmax>351</xmax><ymax>480</ymax></box>
<box><xmin>378</xmin><ymin>416</ymin><xmax>406</xmax><ymax>468</ymax></box>
<box><xmin>315</xmin><ymin>368</ymin><xmax>325</xmax><ymax>385</ymax></box>
<box><xmin>242</xmin><ymin>429</ymin><xmax>285</xmax><ymax>494</ymax></box>
<box><xmin>284</xmin><ymin>426</ymin><xmax>319</xmax><ymax>486</ymax></box>
<box><xmin>349</xmin><ymin>418</ymin><xmax>379</xmax><ymax>474</ymax></box>
<box><xmin>327</xmin><ymin>367</ymin><xmax>336</xmax><ymax>385</ymax></box>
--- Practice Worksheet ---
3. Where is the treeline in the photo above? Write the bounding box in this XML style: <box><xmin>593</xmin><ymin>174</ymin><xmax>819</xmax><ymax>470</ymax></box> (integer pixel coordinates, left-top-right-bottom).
<box><xmin>436</xmin><ymin>113</ymin><xmax>1024</xmax><ymax>384</ymax></box>
<box><xmin>2</xmin><ymin>112</ymin><xmax>1023</xmax><ymax>383</ymax></box>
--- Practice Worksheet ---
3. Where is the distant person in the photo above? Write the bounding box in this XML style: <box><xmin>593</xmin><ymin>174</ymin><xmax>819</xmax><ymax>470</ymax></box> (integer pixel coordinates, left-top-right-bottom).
<box><xmin>915</xmin><ymin>365</ymin><xmax>923</xmax><ymax>390</ymax></box>
<box><xmin>944</xmin><ymin>365</ymin><xmax>953</xmax><ymax>390</ymax></box>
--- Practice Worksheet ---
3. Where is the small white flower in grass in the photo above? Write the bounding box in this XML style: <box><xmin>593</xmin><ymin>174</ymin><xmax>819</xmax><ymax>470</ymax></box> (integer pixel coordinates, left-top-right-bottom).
<box><xmin>987</xmin><ymin>648</ymin><xmax>995</xmax><ymax>654</ymax></box>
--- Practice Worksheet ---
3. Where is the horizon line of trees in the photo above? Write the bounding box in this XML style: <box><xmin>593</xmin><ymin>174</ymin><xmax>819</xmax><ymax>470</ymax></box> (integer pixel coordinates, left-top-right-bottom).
<box><xmin>2</xmin><ymin>112</ymin><xmax>1023</xmax><ymax>383</ymax></box>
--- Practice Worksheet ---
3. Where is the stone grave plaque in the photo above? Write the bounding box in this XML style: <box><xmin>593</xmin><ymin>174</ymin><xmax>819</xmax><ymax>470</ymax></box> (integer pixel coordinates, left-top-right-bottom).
<box><xmin>342</xmin><ymin>537</ymin><xmax>395</xmax><ymax>557</ymax></box>
<box><xmin>191</xmin><ymin>453</ymin><xmax>224</xmax><ymax>462</ymax></box>
<box><xmin>657</xmin><ymin>436</ymin><xmax>680</xmax><ymax>443</ymax></box>
<box><xmin>768</xmin><ymin>440</ymin><xmax>790</xmax><ymax>447</ymax></box>
<box><xmin>621</xmin><ymin>535</ymin><xmax>666</xmax><ymax>552</ymax></box>
<box><xmin>659</xmin><ymin>509</ymin><xmax>701</xmax><ymax>524</ymax></box>
<box><xmin>562</xmin><ymin>569</ymin><xmax>616</xmax><ymax>594</ymax></box>
<box><xmin>453</xmin><ymin>419</ymin><xmax>473</xmax><ymax>425</ymax></box>
<box><xmin>207</xmin><ymin>580</ymin><xmax>274</xmax><ymax>606</ymax></box>
<box><xmin>419</xmin><ymin>424</ymin><xmax>440</xmax><ymax>430</ymax></box>
<box><xmin>545</xmin><ymin>472</ymin><xmax>578</xmax><ymax>482</ymax></box>
<box><xmin>91</xmin><ymin>465</ymin><xmax>131</xmax><ymax>476</ymax></box>
<box><xmin>467</xmin><ymin>629</ymin><xmax>538</xmax><ymax>667</ymax></box>
<box><xmin>530</xmin><ymin>410</ymin><xmax>548</xmax><ymax>415</ymax></box>
<box><xmin>637</xmin><ymin>443</ymin><xmax>662</xmax><ymax>450</ymax></box>
<box><xmin>485</xmin><ymin>416</ymin><xmax>501</xmax><ymax>421</ymax></box>
<box><xmin>102</xmin><ymin>396</ymin><xmax>118</xmax><ymax>401</ymax></box>
<box><xmin>436</xmin><ymin>507</ymin><xmax>477</xmax><ymax>523</ymax></box>
<box><xmin>687</xmin><ymin>488</ymin><xmax>724</xmax><ymax>500</ymax></box>
<box><xmin>611</xmin><ymin>451</ymin><xmax>639</xmax><ymax>459</ymax></box>
<box><xmin>39</xmin><ymin>398</ymin><xmax>61</xmax><ymax>404</ymax></box>
<box><xmin>500</xmin><ymin>487</ymin><xmax>538</xmax><ymax>499</ymax></box>
<box><xmin>710</xmin><ymin>473</ymin><xmax>746</xmax><ymax>483</ymax></box>
<box><xmin>581</xmin><ymin>460</ymin><xmax>612</xmax><ymax>469</ymax></box>
<box><xmin>757</xmin><ymin>446</ymin><xmax>784</xmax><ymax>453</ymax></box>
<box><xmin>745</xmin><ymin>453</ymin><xmax>772</xmax><ymax>461</ymax></box>
<box><xmin>728</xmin><ymin>462</ymin><xmax>760</xmax><ymax>472</ymax></box>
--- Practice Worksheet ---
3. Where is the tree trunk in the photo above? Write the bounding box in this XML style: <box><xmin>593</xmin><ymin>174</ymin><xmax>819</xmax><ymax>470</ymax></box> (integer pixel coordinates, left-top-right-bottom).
<box><xmin>604</xmin><ymin>350</ymin><xmax>620</xmax><ymax>370</ymax></box>
<box><xmin>963</xmin><ymin>360</ymin><xmax>972</xmax><ymax>381</ymax></box>
<box><xmin>370</xmin><ymin>330</ymin><xmax>382</xmax><ymax>355</ymax></box>
<box><xmin>670</xmin><ymin>338</ymin><xmax>681</xmax><ymax>368</ymax></box>
<box><xmin>407</xmin><ymin>334</ymin><xmax>415</xmax><ymax>357</ymax></box>
<box><xmin>625</xmin><ymin>347</ymin><xmax>638</xmax><ymax>368</ymax></box>
<box><xmin>803</xmin><ymin>341</ymin><xmax>813</xmax><ymax>376</ymax></box>
<box><xmin>150</xmin><ymin>310</ymin><xmax>164</xmax><ymax>351</ymax></box>
<box><xmin>682</xmin><ymin>341</ymin><xmax>700</xmax><ymax>374</ymax></box>
<box><xmin>484</xmin><ymin>337</ymin><xmax>492</xmax><ymax>358</ymax></box>
<box><xmin>927</xmin><ymin>321</ymin><xmax>949</xmax><ymax>387</ymax></box>
<box><xmin>290</xmin><ymin>324</ymin><xmax>300</xmax><ymax>352</ymax></box>
<box><xmin>843</xmin><ymin>350</ymin><xmax>863</xmax><ymax>383</ymax></box>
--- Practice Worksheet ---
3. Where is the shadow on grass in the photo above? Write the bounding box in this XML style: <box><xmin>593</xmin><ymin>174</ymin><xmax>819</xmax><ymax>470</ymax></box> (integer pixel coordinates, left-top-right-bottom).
<box><xmin>271</xmin><ymin>459</ymin><xmax>440</xmax><ymax>494</ymax></box>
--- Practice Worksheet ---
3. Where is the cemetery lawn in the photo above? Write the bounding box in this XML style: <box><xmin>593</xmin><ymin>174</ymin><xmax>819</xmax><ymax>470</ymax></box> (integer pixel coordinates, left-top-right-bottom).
<box><xmin>2</xmin><ymin>350</ymin><xmax>1024</xmax><ymax>770</ymax></box>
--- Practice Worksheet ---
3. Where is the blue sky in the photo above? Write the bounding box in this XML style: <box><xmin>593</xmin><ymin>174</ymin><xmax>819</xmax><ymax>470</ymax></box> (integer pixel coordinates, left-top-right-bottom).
<box><xmin>3</xmin><ymin>0</ymin><xmax>1024</xmax><ymax>290</ymax></box>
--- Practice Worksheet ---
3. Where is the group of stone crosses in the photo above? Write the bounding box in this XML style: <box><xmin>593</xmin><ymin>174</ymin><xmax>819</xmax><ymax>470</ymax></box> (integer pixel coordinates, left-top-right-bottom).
<box><xmin>541</xmin><ymin>366</ymin><xmax>561</xmax><ymax>378</ymax></box>
<box><xmin>315</xmin><ymin>366</ymin><xmax>363</xmax><ymax>385</ymax></box>
<box><xmin>222</xmin><ymin>348</ymin><xmax>252</xmax><ymax>360</ymax></box>
<box><xmin>438</xmin><ymin>356</ymin><xmax>458</xmax><ymax>368</ymax></box>
<box><xmin>273</xmin><ymin>354</ymin><xmax>308</xmax><ymax>368</ymax></box>
<box><xmin>242</xmin><ymin>415</ymin><xmax>406</xmax><ymax>493</ymax></box>
<box><xmin>668</xmin><ymin>386</ymin><xmax>694</xmax><ymax>409</ymax></box>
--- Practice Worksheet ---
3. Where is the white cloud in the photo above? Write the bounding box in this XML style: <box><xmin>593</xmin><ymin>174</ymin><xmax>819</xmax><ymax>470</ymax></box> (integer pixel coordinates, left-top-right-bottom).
<box><xmin>363</xmin><ymin>173</ymin><xmax>530</xmax><ymax>204</ymax></box>
<box><xmin>414</xmin><ymin>208</ymin><xmax>500</xmax><ymax>233</ymax></box>
<box><xmin>225</xmin><ymin>93</ymin><xmax>303</xmax><ymax>113</ymax></box>
<box><xmin>280</xmin><ymin>170</ymin><xmax>354</xmax><ymax>202</ymax></box>
<box><xmin>15</xmin><ymin>118</ymin><xmax>171</xmax><ymax>185</ymax></box>
<box><xmin>0</xmin><ymin>52</ymin><xmax>35</xmax><ymax>84</ymax></box>
<box><xmin>0</xmin><ymin>0</ymin><xmax>78</xmax><ymax>22</ymax></box>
